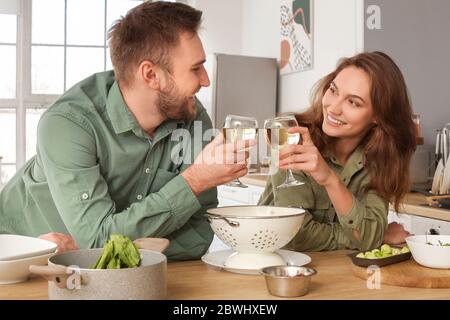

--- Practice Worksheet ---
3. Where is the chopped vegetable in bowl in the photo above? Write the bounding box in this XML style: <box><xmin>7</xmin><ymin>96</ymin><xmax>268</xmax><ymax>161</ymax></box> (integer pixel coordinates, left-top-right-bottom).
<box><xmin>426</xmin><ymin>240</ymin><xmax>450</xmax><ymax>246</ymax></box>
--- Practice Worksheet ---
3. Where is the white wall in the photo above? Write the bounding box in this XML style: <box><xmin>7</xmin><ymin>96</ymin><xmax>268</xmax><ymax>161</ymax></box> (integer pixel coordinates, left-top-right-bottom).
<box><xmin>188</xmin><ymin>0</ymin><xmax>243</xmax><ymax>56</ymax></box>
<box><xmin>241</xmin><ymin>0</ymin><xmax>363</xmax><ymax>113</ymax></box>
<box><xmin>191</xmin><ymin>0</ymin><xmax>363</xmax><ymax>113</ymax></box>
<box><xmin>240</xmin><ymin>0</ymin><xmax>279</xmax><ymax>58</ymax></box>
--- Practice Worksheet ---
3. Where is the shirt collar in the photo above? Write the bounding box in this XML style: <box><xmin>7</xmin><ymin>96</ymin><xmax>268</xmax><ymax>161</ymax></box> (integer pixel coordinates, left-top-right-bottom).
<box><xmin>106</xmin><ymin>80</ymin><xmax>186</xmax><ymax>140</ymax></box>
<box><xmin>106</xmin><ymin>81</ymin><xmax>138</xmax><ymax>135</ymax></box>
<box><xmin>329</xmin><ymin>145</ymin><xmax>365</xmax><ymax>183</ymax></box>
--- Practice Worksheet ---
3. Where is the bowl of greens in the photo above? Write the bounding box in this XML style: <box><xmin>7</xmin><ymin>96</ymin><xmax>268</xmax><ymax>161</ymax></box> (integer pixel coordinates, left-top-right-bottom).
<box><xmin>406</xmin><ymin>235</ymin><xmax>450</xmax><ymax>269</ymax></box>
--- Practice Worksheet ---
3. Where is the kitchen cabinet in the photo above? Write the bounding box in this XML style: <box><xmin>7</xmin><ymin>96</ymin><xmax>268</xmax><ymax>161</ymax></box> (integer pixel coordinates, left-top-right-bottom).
<box><xmin>389</xmin><ymin>211</ymin><xmax>450</xmax><ymax>235</ymax></box>
<box><xmin>217</xmin><ymin>184</ymin><xmax>265</xmax><ymax>207</ymax></box>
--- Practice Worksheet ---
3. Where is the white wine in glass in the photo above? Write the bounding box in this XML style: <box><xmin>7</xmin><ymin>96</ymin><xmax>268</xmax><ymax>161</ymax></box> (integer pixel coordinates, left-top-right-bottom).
<box><xmin>223</xmin><ymin>115</ymin><xmax>258</xmax><ymax>188</ymax></box>
<box><xmin>264</xmin><ymin>115</ymin><xmax>304</xmax><ymax>188</ymax></box>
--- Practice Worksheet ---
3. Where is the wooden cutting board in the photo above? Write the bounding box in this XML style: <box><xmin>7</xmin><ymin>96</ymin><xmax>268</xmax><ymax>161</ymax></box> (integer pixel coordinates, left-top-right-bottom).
<box><xmin>352</xmin><ymin>259</ymin><xmax>450</xmax><ymax>288</ymax></box>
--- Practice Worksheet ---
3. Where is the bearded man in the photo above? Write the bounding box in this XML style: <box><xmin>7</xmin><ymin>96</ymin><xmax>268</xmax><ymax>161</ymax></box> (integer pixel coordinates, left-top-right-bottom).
<box><xmin>0</xmin><ymin>2</ymin><xmax>250</xmax><ymax>260</ymax></box>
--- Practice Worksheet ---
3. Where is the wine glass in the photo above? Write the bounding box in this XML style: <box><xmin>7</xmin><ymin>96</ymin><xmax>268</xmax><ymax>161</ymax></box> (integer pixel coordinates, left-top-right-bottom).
<box><xmin>223</xmin><ymin>115</ymin><xmax>258</xmax><ymax>188</ymax></box>
<box><xmin>264</xmin><ymin>115</ymin><xmax>304</xmax><ymax>188</ymax></box>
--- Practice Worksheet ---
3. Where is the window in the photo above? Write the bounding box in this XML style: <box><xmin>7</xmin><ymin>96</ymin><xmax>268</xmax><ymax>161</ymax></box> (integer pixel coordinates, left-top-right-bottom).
<box><xmin>0</xmin><ymin>0</ymin><xmax>143</xmax><ymax>185</ymax></box>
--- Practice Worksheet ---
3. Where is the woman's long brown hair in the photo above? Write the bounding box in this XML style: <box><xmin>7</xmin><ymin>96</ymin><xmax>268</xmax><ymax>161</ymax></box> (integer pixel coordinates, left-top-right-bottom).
<box><xmin>295</xmin><ymin>51</ymin><xmax>416</xmax><ymax>212</ymax></box>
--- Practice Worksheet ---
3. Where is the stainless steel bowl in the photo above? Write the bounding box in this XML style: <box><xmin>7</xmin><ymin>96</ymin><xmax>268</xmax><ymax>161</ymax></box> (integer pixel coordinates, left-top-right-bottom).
<box><xmin>261</xmin><ymin>265</ymin><xmax>317</xmax><ymax>298</ymax></box>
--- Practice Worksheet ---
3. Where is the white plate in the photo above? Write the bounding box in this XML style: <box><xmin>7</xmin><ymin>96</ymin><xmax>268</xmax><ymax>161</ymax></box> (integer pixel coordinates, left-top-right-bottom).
<box><xmin>0</xmin><ymin>234</ymin><xmax>57</xmax><ymax>261</ymax></box>
<box><xmin>201</xmin><ymin>249</ymin><xmax>311</xmax><ymax>275</ymax></box>
<box><xmin>0</xmin><ymin>251</ymin><xmax>54</xmax><ymax>284</ymax></box>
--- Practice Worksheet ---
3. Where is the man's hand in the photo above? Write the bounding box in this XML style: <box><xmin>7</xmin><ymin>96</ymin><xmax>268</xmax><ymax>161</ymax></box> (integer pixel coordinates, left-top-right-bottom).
<box><xmin>383</xmin><ymin>222</ymin><xmax>412</xmax><ymax>245</ymax></box>
<box><xmin>39</xmin><ymin>232</ymin><xmax>79</xmax><ymax>253</ymax></box>
<box><xmin>181</xmin><ymin>133</ymin><xmax>256</xmax><ymax>195</ymax></box>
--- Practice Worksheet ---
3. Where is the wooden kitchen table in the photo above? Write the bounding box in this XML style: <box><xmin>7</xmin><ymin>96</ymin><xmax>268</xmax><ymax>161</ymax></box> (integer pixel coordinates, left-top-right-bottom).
<box><xmin>1</xmin><ymin>250</ymin><xmax>449</xmax><ymax>300</ymax></box>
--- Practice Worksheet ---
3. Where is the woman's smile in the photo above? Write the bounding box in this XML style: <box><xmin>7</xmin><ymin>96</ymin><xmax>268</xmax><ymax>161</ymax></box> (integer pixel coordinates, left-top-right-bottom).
<box><xmin>326</xmin><ymin>113</ymin><xmax>347</xmax><ymax>126</ymax></box>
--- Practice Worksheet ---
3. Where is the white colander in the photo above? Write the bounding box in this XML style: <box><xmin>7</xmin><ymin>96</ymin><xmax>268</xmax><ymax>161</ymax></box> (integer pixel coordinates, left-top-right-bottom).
<box><xmin>206</xmin><ymin>206</ymin><xmax>305</xmax><ymax>270</ymax></box>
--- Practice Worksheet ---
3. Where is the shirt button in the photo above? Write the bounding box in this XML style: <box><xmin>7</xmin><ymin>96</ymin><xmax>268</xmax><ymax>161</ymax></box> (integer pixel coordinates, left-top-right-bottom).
<box><xmin>145</xmin><ymin>168</ymin><xmax>151</xmax><ymax>174</ymax></box>
<box><xmin>81</xmin><ymin>193</ymin><xmax>89</xmax><ymax>200</ymax></box>
<box><xmin>136</xmin><ymin>194</ymin><xmax>143</xmax><ymax>200</ymax></box>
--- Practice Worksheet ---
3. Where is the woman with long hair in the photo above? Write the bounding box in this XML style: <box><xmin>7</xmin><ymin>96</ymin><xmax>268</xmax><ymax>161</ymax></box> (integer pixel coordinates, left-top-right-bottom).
<box><xmin>258</xmin><ymin>51</ymin><xmax>416</xmax><ymax>251</ymax></box>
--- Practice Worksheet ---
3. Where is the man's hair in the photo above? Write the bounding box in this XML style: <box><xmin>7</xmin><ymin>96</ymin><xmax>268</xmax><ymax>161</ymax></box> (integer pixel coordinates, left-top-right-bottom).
<box><xmin>108</xmin><ymin>1</ymin><xmax>202</xmax><ymax>86</ymax></box>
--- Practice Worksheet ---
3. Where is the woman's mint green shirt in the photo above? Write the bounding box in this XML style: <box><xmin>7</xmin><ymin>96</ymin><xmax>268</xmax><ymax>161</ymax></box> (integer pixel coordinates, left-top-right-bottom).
<box><xmin>0</xmin><ymin>71</ymin><xmax>216</xmax><ymax>260</ymax></box>
<box><xmin>258</xmin><ymin>146</ymin><xmax>388</xmax><ymax>252</ymax></box>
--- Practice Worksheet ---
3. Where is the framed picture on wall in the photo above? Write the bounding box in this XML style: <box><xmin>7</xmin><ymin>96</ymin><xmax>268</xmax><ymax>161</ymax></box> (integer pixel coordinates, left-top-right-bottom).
<box><xmin>280</xmin><ymin>0</ymin><xmax>313</xmax><ymax>75</ymax></box>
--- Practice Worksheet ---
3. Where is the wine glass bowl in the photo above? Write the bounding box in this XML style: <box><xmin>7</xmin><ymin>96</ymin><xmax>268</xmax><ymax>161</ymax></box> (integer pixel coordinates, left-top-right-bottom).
<box><xmin>223</xmin><ymin>115</ymin><xmax>258</xmax><ymax>188</ymax></box>
<box><xmin>264</xmin><ymin>115</ymin><xmax>304</xmax><ymax>188</ymax></box>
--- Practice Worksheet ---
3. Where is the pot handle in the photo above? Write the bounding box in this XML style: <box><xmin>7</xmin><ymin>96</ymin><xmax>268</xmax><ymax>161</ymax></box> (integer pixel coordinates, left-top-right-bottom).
<box><xmin>133</xmin><ymin>237</ymin><xmax>170</xmax><ymax>253</ymax></box>
<box><xmin>205</xmin><ymin>214</ymin><xmax>240</xmax><ymax>227</ymax></box>
<box><xmin>29</xmin><ymin>264</ymin><xmax>81</xmax><ymax>290</ymax></box>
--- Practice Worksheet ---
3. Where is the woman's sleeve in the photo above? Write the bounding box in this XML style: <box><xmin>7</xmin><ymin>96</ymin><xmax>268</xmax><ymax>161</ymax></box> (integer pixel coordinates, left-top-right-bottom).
<box><xmin>258</xmin><ymin>173</ymin><xmax>388</xmax><ymax>252</ymax></box>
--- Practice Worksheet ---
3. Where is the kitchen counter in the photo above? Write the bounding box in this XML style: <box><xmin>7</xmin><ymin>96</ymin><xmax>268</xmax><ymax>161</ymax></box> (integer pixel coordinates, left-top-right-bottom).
<box><xmin>1</xmin><ymin>250</ymin><xmax>449</xmax><ymax>300</ymax></box>
<box><xmin>239</xmin><ymin>176</ymin><xmax>450</xmax><ymax>222</ymax></box>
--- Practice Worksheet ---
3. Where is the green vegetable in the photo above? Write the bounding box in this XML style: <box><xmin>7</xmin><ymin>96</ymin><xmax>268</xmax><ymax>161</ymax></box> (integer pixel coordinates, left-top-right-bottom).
<box><xmin>427</xmin><ymin>240</ymin><xmax>450</xmax><ymax>247</ymax></box>
<box><xmin>400</xmin><ymin>246</ymin><xmax>410</xmax><ymax>254</ymax></box>
<box><xmin>380</xmin><ymin>244</ymin><xmax>392</xmax><ymax>254</ymax></box>
<box><xmin>92</xmin><ymin>234</ymin><xmax>141</xmax><ymax>269</ymax></box>
<box><xmin>355</xmin><ymin>244</ymin><xmax>410</xmax><ymax>259</ymax></box>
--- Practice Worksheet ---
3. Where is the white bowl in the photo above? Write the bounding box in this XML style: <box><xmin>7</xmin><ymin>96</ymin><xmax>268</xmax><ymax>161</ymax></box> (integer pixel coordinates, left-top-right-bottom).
<box><xmin>406</xmin><ymin>235</ymin><xmax>450</xmax><ymax>269</ymax></box>
<box><xmin>0</xmin><ymin>234</ymin><xmax>57</xmax><ymax>261</ymax></box>
<box><xmin>206</xmin><ymin>206</ymin><xmax>305</xmax><ymax>270</ymax></box>
<box><xmin>0</xmin><ymin>251</ymin><xmax>54</xmax><ymax>284</ymax></box>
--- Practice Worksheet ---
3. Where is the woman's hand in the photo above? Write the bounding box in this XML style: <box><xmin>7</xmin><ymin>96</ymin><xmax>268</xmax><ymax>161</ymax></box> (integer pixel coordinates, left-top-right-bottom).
<box><xmin>383</xmin><ymin>222</ymin><xmax>412</xmax><ymax>245</ymax></box>
<box><xmin>38</xmin><ymin>232</ymin><xmax>79</xmax><ymax>253</ymax></box>
<box><xmin>278</xmin><ymin>126</ymin><xmax>334</xmax><ymax>186</ymax></box>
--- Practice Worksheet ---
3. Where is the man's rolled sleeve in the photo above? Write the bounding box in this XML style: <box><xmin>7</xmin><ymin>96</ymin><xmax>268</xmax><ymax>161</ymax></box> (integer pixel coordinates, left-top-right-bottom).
<box><xmin>159</xmin><ymin>174</ymin><xmax>202</xmax><ymax>229</ymax></box>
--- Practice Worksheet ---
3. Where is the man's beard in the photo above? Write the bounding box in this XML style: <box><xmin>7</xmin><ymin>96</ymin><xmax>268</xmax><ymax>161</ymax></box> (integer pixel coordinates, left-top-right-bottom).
<box><xmin>158</xmin><ymin>81</ymin><xmax>197</xmax><ymax>123</ymax></box>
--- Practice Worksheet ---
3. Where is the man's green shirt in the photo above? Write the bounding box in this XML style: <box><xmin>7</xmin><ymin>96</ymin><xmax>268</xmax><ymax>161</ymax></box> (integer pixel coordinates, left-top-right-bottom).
<box><xmin>258</xmin><ymin>146</ymin><xmax>388</xmax><ymax>251</ymax></box>
<box><xmin>0</xmin><ymin>71</ymin><xmax>216</xmax><ymax>260</ymax></box>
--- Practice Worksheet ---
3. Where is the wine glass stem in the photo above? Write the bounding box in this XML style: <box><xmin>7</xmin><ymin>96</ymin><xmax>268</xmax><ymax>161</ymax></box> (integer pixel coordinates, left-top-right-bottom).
<box><xmin>286</xmin><ymin>169</ymin><xmax>296</xmax><ymax>183</ymax></box>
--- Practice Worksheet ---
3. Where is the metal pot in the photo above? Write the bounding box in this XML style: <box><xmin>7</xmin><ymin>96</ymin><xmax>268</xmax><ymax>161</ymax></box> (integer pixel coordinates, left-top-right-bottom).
<box><xmin>29</xmin><ymin>248</ymin><xmax>167</xmax><ymax>300</ymax></box>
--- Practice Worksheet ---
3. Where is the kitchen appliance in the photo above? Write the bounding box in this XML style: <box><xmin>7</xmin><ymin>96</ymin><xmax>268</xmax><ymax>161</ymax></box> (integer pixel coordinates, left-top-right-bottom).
<box><xmin>197</xmin><ymin>53</ymin><xmax>277</xmax><ymax>130</ymax></box>
<box><xmin>196</xmin><ymin>54</ymin><xmax>277</xmax><ymax>175</ymax></box>
<box><xmin>205</xmin><ymin>206</ymin><xmax>305</xmax><ymax>271</ymax></box>
<box><xmin>410</xmin><ymin>145</ymin><xmax>434</xmax><ymax>190</ymax></box>
<box><xmin>431</xmin><ymin>124</ymin><xmax>450</xmax><ymax>194</ymax></box>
